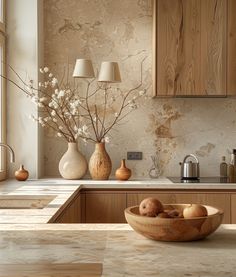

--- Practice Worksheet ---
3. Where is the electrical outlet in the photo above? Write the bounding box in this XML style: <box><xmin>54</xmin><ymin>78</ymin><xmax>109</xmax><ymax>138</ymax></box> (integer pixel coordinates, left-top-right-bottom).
<box><xmin>127</xmin><ymin>152</ymin><xmax>143</xmax><ymax>160</ymax></box>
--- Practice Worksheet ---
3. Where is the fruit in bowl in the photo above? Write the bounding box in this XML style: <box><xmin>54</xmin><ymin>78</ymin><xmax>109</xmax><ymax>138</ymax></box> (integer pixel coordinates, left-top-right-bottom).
<box><xmin>138</xmin><ymin>197</ymin><xmax>208</xmax><ymax>219</ymax></box>
<box><xmin>139</xmin><ymin>197</ymin><xmax>163</xmax><ymax>217</ymax></box>
<box><xmin>124</xmin><ymin>197</ymin><xmax>223</xmax><ymax>242</ymax></box>
<box><xmin>183</xmin><ymin>204</ymin><xmax>208</xmax><ymax>218</ymax></box>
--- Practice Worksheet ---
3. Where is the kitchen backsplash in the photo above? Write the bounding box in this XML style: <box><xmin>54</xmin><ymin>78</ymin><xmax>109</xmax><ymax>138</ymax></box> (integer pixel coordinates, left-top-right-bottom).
<box><xmin>43</xmin><ymin>0</ymin><xmax>236</xmax><ymax>178</ymax></box>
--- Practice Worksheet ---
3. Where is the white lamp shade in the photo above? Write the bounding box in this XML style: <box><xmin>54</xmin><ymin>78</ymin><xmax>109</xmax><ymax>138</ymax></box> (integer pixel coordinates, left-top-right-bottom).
<box><xmin>73</xmin><ymin>59</ymin><xmax>95</xmax><ymax>78</ymax></box>
<box><xmin>98</xmin><ymin>61</ymin><xmax>121</xmax><ymax>83</ymax></box>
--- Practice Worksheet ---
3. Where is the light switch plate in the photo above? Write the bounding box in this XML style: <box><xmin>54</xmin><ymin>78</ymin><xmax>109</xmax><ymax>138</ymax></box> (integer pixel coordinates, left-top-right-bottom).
<box><xmin>127</xmin><ymin>152</ymin><xmax>143</xmax><ymax>160</ymax></box>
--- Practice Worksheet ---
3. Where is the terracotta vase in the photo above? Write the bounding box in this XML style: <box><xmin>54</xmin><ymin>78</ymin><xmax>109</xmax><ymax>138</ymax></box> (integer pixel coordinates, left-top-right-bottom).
<box><xmin>89</xmin><ymin>142</ymin><xmax>112</xmax><ymax>180</ymax></box>
<box><xmin>59</xmin><ymin>142</ymin><xmax>88</xmax><ymax>180</ymax></box>
<box><xmin>15</xmin><ymin>165</ymin><xmax>29</xmax><ymax>181</ymax></box>
<box><xmin>115</xmin><ymin>159</ymin><xmax>132</xmax><ymax>181</ymax></box>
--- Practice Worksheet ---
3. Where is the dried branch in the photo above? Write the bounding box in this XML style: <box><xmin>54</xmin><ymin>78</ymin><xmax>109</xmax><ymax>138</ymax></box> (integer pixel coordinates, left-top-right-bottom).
<box><xmin>1</xmin><ymin>57</ymin><xmax>148</xmax><ymax>144</ymax></box>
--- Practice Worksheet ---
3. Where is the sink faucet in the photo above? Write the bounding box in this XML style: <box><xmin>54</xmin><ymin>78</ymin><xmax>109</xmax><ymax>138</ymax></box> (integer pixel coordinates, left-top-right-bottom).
<box><xmin>0</xmin><ymin>143</ymin><xmax>15</xmax><ymax>163</ymax></box>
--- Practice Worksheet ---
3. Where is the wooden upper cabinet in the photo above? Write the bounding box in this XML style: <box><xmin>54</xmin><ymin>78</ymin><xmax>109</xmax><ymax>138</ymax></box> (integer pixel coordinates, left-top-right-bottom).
<box><xmin>154</xmin><ymin>0</ymin><xmax>227</xmax><ymax>97</ymax></box>
<box><xmin>227</xmin><ymin>0</ymin><xmax>236</xmax><ymax>95</ymax></box>
<box><xmin>200</xmin><ymin>0</ymin><xmax>226</xmax><ymax>96</ymax></box>
<box><xmin>156</xmin><ymin>0</ymin><xmax>201</xmax><ymax>96</ymax></box>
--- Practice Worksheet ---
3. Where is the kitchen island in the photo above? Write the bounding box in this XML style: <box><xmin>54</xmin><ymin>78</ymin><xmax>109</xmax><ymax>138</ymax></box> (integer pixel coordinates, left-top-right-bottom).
<box><xmin>0</xmin><ymin>178</ymin><xmax>236</xmax><ymax>277</ymax></box>
<box><xmin>0</xmin><ymin>179</ymin><xmax>236</xmax><ymax>276</ymax></box>
<box><xmin>0</xmin><ymin>224</ymin><xmax>235</xmax><ymax>276</ymax></box>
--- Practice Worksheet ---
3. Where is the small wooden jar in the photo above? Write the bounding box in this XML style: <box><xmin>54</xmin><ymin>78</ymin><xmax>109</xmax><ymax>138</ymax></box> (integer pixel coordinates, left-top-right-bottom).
<box><xmin>115</xmin><ymin>159</ymin><xmax>132</xmax><ymax>181</ymax></box>
<box><xmin>15</xmin><ymin>165</ymin><xmax>29</xmax><ymax>181</ymax></box>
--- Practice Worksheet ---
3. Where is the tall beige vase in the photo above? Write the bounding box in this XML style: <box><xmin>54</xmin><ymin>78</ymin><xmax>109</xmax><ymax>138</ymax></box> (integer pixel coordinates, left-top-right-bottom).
<box><xmin>89</xmin><ymin>142</ymin><xmax>112</xmax><ymax>180</ymax></box>
<box><xmin>59</xmin><ymin>142</ymin><xmax>88</xmax><ymax>180</ymax></box>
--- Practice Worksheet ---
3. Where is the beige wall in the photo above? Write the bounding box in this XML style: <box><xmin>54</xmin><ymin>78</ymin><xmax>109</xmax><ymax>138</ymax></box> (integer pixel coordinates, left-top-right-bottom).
<box><xmin>7</xmin><ymin>0</ymin><xmax>236</xmax><ymax>179</ymax></box>
<box><xmin>43</xmin><ymin>0</ymin><xmax>236</xmax><ymax>178</ymax></box>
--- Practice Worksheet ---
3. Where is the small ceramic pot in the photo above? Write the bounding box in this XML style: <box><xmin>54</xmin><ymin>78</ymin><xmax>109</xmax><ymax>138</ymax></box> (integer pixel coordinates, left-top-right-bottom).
<box><xmin>15</xmin><ymin>165</ymin><xmax>29</xmax><ymax>181</ymax></box>
<box><xmin>115</xmin><ymin>159</ymin><xmax>132</xmax><ymax>181</ymax></box>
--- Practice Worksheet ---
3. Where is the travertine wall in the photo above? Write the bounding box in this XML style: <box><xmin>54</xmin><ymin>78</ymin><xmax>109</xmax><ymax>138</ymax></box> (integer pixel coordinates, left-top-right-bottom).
<box><xmin>43</xmin><ymin>0</ymin><xmax>236</xmax><ymax>178</ymax></box>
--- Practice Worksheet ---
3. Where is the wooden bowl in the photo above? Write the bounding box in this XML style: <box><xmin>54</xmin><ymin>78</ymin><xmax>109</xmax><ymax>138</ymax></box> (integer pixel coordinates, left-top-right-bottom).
<box><xmin>124</xmin><ymin>204</ymin><xmax>224</xmax><ymax>242</ymax></box>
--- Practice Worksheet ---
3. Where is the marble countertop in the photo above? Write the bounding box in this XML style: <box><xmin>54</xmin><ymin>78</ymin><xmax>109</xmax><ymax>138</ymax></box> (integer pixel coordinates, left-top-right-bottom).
<box><xmin>1</xmin><ymin>177</ymin><xmax>236</xmax><ymax>190</ymax></box>
<box><xmin>0</xmin><ymin>181</ymin><xmax>80</xmax><ymax>224</ymax></box>
<box><xmin>0</xmin><ymin>223</ymin><xmax>235</xmax><ymax>276</ymax></box>
<box><xmin>0</xmin><ymin>177</ymin><xmax>235</xmax><ymax>224</ymax></box>
<box><xmin>0</xmin><ymin>179</ymin><xmax>235</xmax><ymax>275</ymax></box>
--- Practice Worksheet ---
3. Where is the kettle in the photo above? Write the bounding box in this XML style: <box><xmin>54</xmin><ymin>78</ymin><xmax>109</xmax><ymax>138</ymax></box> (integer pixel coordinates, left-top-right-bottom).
<box><xmin>179</xmin><ymin>154</ymin><xmax>200</xmax><ymax>180</ymax></box>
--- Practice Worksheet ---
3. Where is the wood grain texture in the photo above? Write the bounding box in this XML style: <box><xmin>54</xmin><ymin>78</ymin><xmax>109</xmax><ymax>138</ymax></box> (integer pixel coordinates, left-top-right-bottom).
<box><xmin>127</xmin><ymin>193</ymin><xmax>176</xmax><ymax>207</ymax></box>
<box><xmin>81</xmin><ymin>192</ymin><xmax>86</xmax><ymax>223</ymax></box>
<box><xmin>155</xmin><ymin>0</ymin><xmax>226</xmax><ymax>97</ymax></box>
<box><xmin>231</xmin><ymin>194</ymin><xmax>236</xmax><ymax>223</ymax></box>
<box><xmin>54</xmin><ymin>194</ymin><xmax>82</xmax><ymax>223</ymax></box>
<box><xmin>157</xmin><ymin>0</ymin><xmax>201</xmax><ymax>96</ymax></box>
<box><xmin>0</xmin><ymin>263</ymin><xmax>102</xmax><ymax>277</ymax></box>
<box><xmin>89</xmin><ymin>143</ymin><xmax>112</xmax><ymax>180</ymax></box>
<box><xmin>227</xmin><ymin>0</ymin><xmax>236</xmax><ymax>95</ymax></box>
<box><xmin>201</xmin><ymin>0</ymin><xmax>226</xmax><ymax>96</ymax></box>
<box><xmin>85</xmin><ymin>193</ymin><xmax>126</xmax><ymax>223</ymax></box>
<box><xmin>127</xmin><ymin>192</ymin><xmax>230</xmax><ymax>223</ymax></box>
<box><xmin>53</xmin><ymin>189</ymin><xmax>231</xmax><ymax>224</ymax></box>
<box><xmin>157</xmin><ymin>0</ymin><xmax>185</xmax><ymax>96</ymax></box>
<box><xmin>176</xmin><ymin>193</ymin><xmax>230</xmax><ymax>223</ymax></box>
<box><xmin>153</xmin><ymin>0</ymin><xmax>157</xmax><ymax>97</ymax></box>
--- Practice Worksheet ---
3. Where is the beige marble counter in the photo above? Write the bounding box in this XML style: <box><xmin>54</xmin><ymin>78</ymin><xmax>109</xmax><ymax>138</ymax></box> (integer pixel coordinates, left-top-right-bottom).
<box><xmin>0</xmin><ymin>178</ymin><xmax>235</xmax><ymax>224</ymax></box>
<box><xmin>1</xmin><ymin>177</ymin><xmax>236</xmax><ymax>190</ymax></box>
<box><xmin>0</xmin><ymin>179</ymin><xmax>84</xmax><ymax>223</ymax></box>
<box><xmin>0</xmin><ymin>179</ymin><xmax>235</xmax><ymax>275</ymax></box>
<box><xmin>0</xmin><ymin>223</ymin><xmax>235</xmax><ymax>276</ymax></box>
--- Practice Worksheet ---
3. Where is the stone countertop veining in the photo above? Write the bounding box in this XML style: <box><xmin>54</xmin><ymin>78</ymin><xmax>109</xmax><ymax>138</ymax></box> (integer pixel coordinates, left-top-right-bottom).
<box><xmin>0</xmin><ymin>177</ymin><xmax>236</xmax><ymax>224</ymax></box>
<box><xmin>0</xmin><ymin>180</ymin><xmax>83</xmax><ymax>224</ymax></box>
<box><xmin>0</xmin><ymin>223</ymin><xmax>235</xmax><ymax>276</ymax></box>
<box><xmin>0</xmin><ymin>179</ymin><xmax>235</xmax><ymax>276</ymax></box>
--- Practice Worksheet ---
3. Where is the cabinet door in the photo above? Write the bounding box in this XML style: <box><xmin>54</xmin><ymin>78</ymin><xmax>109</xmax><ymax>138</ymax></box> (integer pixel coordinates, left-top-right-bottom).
<box><xmin>54</xmin><ymin>194</ymin><xmax>82</xmax><ymax>223</ymax></box>
<box><xmin>155</xmin><ymin>0</ymin><xmax>226</xmax><ymax>97</ymax></box>
<box><xmin>231</xmin><ymin>194</ymin><xmax>236</xmax><ymax>223</ymax></box>
<box><xmin>127</xmin><ymin>192</ymin><xmax>230</xmax><ymax>223</ymax></box>
<box><xmin>85</xmin><ymin>193</ymin><xmax>126</xmax><ymax>223</ymax></box>
<box><xmin>127</xmin><ymin>193</ymin><xmax>175</xmax><ymax>207</ymax></box>
<box><xmin>227</xmin><ymin>0</ymin><xmax>236</xmax><ymax>95</ymax></box>
<box><xmin>156</xmin><ymin>0</ymin><xmax>201</xmax><ymax>96</ymax></box>
<box><xmin>200</xmin><ymin>0</ymin><xmax>226</xmax><ymax>96</ymax></box>
<box><xmin>176</xmin><ymin>193</ymin><xmax>230</xmax><ymax>223</ymax></box>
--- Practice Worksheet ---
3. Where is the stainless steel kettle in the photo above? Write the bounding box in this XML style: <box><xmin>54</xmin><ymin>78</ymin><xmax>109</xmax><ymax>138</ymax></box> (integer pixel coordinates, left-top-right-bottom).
<box><xmin>179</xmin><ymin>154</ymin><xmax>200</xmax><ymax>180</ymax></box>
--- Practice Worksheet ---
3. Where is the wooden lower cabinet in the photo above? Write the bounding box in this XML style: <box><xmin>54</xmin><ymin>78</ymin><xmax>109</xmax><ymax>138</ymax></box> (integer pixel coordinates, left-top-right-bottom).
<box><xmin>127</xmin><ymin>193</ymin><xmax>175</xmax><ymax>206</ymax></box>
<box><xmin>127</xmin><ymin>192</ymin><xmax>231</xmax><ymax>224</ymax></box>
<box><xmin>85</xmin><ymin>192</ymin><xmax>126</xmax><ymax>223</ymax></box>
<box><xmin>53</xmin><ymin>193</ymin><xmax>83</xmax><ymax>223</ymax></box>
<box><xmin>52</xmin><ymin>190</ymin><xmax>233</xmax><ymax>224</ymax></box>
<box><xmin>231</xmin><ymin>194</ymin><xmax>236</xmax><ymax>223</ymax></box>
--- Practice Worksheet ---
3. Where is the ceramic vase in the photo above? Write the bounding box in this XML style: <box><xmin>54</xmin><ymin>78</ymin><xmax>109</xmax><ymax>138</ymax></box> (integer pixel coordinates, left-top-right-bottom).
<box><xmin>115</xmin><ymin>159</ymin><xmax>132</xmax><ymax>181</ymax></box>
<box><xmin>59</xmin><ymin>142</ymin><xmax>88</xmax><ymax>180</ymax></box>
<box><xmin>89</xmin><ymin>142</ymin><xmax>112</xmax><ymax>180</ymax></box>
